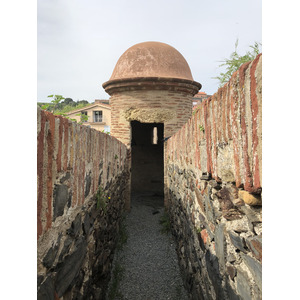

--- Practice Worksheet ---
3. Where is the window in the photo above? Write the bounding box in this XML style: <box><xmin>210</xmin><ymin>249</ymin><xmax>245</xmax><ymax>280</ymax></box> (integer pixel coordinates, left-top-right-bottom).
<box><xmin>152</xmin><ymin>127</ymin><xmax>158</xmax><ymax>144</ymax></box>
<box><xmin>93</xmin><ymin>111</ymin><xmax>102</xmax><ymax>122</ymax></box>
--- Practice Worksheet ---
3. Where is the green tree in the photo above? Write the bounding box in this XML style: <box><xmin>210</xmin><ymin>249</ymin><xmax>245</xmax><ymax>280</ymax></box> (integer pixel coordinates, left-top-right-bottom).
<box><xmin>64</xmin><ymin>98</ymin><xmax>76</xmax><ymax>106</ymax></box>
<box><xmin>213</xmin><ymin>40</ymin><xmax>261</xmax><ymax>87</ymax></box>
<box><xmin>40</xmin><ymin>95</ymin><xmax>91</xmax><ymax>124</ymax></box>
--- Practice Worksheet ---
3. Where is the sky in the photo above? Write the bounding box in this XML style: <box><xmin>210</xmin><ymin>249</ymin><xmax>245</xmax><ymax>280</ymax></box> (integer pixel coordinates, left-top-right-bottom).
<box><xmin>37</xmin><ymin>0</ymin><xmax>262</xmax><ymax>103</ymax></box>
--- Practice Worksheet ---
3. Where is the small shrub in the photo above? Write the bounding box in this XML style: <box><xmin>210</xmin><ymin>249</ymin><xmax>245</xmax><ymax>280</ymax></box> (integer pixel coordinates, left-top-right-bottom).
<box><xmin>159</xmin><ymin>210</ymin><xmax>171</xmax><ymax>234</ymax></box>
<box><xmin>96</xmin><ymin>186</ymin><xmax>109</xmax><ymax>212</ymax></box>
<box><xmin>199</xmin><ymin>125</ymin><xmax>205</xmax><ymax>132</ymax></box>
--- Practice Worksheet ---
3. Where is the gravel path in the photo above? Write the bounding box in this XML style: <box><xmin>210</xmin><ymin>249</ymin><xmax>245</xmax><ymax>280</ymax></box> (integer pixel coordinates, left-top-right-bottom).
<box><xmin>107</xmin><ymin>193</ymin><xmax>189</xmax><ymax>300</ymax></box>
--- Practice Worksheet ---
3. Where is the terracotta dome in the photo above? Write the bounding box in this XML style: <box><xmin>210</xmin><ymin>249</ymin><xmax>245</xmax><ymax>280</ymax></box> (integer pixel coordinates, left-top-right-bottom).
<box><xmin>109</xmin><ymin>41</ymin><xmax>194</xmax><ymax>81</ymax></box>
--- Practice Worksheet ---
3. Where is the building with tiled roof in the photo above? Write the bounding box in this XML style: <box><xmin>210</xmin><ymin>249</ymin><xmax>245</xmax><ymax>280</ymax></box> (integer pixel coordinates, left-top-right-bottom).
<box><xmin>66</xmin><ymin>100</ymin><xmax>111</xmax><ymax>132</ymax></box>
<box><xmin>192</xmin><ymin>91</ymin><xmax>211</xmax><ymax>109</ymax></box>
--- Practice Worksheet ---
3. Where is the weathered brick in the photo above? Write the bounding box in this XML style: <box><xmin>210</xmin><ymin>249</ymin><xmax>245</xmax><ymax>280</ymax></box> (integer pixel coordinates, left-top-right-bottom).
<box><xmin>37</xmin><ymin>109</ymin><xmax>129</xmax><ymax>239</ymax></box>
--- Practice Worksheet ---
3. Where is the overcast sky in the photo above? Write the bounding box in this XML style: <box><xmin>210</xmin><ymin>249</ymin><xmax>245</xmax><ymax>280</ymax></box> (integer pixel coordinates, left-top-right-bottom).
<box><xmin>37</xmin><ymin>0</ymin><xmax>262</xmax><ymax>103</ymax></box>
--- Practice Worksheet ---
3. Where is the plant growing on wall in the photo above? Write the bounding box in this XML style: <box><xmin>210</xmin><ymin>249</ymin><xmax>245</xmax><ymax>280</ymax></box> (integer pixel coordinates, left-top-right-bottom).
<box><xmin>199</xmin><ymin>125</ymin><xmax>205</xmax><ymax>132</ymax></box>
<box><xmin>213</xmin><ymin>39</ymin><xmax>261</xmax><ymax>87</ymax></box>
<box><xmin>96</xmin><ymin>186</ymin><xmax>111</xmax><ymax>212</ymax></box>
<box><xmin>44</xmin><ymin>94</ymin><xmax>65</xmax><ymax>112</ymax></box>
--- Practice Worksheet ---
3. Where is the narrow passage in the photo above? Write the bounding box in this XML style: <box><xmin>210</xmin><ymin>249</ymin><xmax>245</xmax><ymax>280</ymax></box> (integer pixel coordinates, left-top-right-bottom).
<box><xmin>107</xmin><ymin>193</ymin><xmax>189</xmax><ymax>300</ymax></box>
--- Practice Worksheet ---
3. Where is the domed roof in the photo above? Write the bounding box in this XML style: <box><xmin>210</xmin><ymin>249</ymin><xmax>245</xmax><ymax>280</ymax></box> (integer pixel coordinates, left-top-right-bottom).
<box><xmin>109</xmin><ymin>41</ymin><xmax>194</xmax><ymax>81</ymax></box>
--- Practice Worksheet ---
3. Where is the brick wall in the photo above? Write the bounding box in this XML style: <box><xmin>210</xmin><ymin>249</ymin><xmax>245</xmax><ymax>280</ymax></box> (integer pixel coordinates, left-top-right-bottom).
<box><xmin>37</xmin><ymin>108</ymin><xmax>130</xmax><ymax>299</ymax></box>
<box><xmin>167</xmin><ymin>54</ymin><xmax>262</xmax><ymax>193</ymax></box>
<box><xmin>165</xmin><ymin>54</ymin><xmax>262</xmax><ymax>299</ymax></box>
<box><xmin>110</xmin><ymin>89</ymin><xmax>193</xmax><ymax>146</ymax></box>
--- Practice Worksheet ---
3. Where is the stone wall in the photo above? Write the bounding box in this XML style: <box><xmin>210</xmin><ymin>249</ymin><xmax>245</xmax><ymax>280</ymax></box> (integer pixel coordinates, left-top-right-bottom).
<box><xmin>165</xmin><ymin>54</ymin><xmax>262</xmax><ymax>299</ymax></box>
<box><xmin>109</xmin><ymin>89</ymin><xmax>194</xmax><ymax>146</ymax></box>
<box><xmin>37</xmin><ymin>107</ymin><xmax>130</xmax><ymax>299</ymax></box>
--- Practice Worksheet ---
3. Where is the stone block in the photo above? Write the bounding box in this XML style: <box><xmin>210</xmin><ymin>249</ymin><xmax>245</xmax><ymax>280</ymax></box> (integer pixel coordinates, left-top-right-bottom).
<box><xmin>226</xmin><ymin>265</ymin><xmax>236</xmax><ymax>280</ymax></box>
<box><xmin>37</xmin><ymin>275</ymin><xmax>44</xmax><ymax>287</ymax></box>
<box><xmin>204</xmin><ymin>194</ymin><xmax>216</xmax><ymax>224</ymax></box>
<box><xmin>43</xmin><ymin>242</ymin><xmax>59</xmax><ymax>269</ymax></box>
<box><xmin>236</xmin><ymin>268</ymin><xmax>252</xmax><ymax>300</ymax></box>
<box><xmin>195</xmin><ymin>188</ymin><xmax>205</xmax><ymax>213</ymax></box>
<box><xmin>225</xmin><ymin>280</ymin><xmax>240</xmax><ymax>300</ymax></box>
<box><xmin>226</xmin><ymin>218</ymin><xmax>250</xmax><ymax>233</ymax></box>
<box><xmin>246</xmin><ymin>235</ymin><xmax>262</xmax><ymax>262</ymax></box>
<box><xmin>254</xmin><ymin>222</ymin><xmax>262</xmax><ymax>235</ymax></box>
<box><xmin>55</xmin><ymin>237</ymin><xmax>87</xmax><ymax>297</ymax></box>
<box><xmin>241</xmin><ymin>253</ymin><xmax>262</xmax><ymax>291</ymax></box>
<box><xmin>253</xmin><ymin>283</ymin><xmax>262</xmax><ymax>300</ymax></box>
<box><xmin>223</xmin><ymin>208</ymin><xmax>243</xmax><ymax>221</ymax></box>
<box><xmin>53</xmin><ymin>184</ymin><xmax>69</xmax><ymax>220</ymax></box>
<box><xmin>216</xmin><ymin>186</ymin><xmax>238</xmax><ymax>218</ymax></box>
<box><xmin>58</xmin><ymin>236</ymin><xmax>73</xmax><ymax>262</ymax></box>
<box><xmin>37</xmin><ymin>276</ymin><xmax>55</xmax><ymax>300</ymax></box>
<box><xmin>239</xmin><ymin>205</ymin><xmax>262</xmax><ymax>224</ymax></box>
<box><xmin>84</xmin><ymin>172</ymin><xmax>92</xmax><ymax>197</ymax></box>
<box><xmin>83</xmin><ymin>213</ymin><xmax>90</xmax><ymax>236</ymax></box>
<box><xmin>228</xmin><ymin>231</ymin><xmax>247</xmax><ymax>253</ymax></box>
<box><xmin>238</xmin><ymin>190</ymin><xmax>262</xmax><ymax>206</ymax></box>
<box><xmin>204</xmin><ymin>251</ymin><xmax>226</xmax><ymax>299</ymax></box>
<box><xmin>214</xmin><ymin>223</ymin><xmax>225</xmax><ymax>268</ymax></box>
<box><xmin>67</xmin><ymin>213</ymin><xmax>82</xmax><ymax>237</ymax></box>
<box><xmin>217</xmin><ymin>185</ymin><xmax>239</xmax><ymax>201</ymax></box>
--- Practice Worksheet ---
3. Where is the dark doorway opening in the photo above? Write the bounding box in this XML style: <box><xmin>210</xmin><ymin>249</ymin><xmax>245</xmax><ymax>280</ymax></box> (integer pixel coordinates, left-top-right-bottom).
<box><xmin>131</xmin><ymin>121</ymin><xmax>164</xmax><ymax>197</ymax></box>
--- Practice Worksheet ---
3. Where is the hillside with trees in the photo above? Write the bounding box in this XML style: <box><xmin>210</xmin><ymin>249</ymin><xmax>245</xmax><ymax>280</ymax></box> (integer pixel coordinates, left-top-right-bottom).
<box><xmin>37</xmin><ymin>97</ymin><xmax>90</xmax><ymax>115</ymax></box>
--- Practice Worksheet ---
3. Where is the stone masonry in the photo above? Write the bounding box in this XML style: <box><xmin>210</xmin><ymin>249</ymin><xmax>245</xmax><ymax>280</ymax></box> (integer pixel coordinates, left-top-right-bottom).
<box><xmin>37</xmin><ymin>107</ymin><xmax>130</xmax><ymax>299</ymax></box>
<box><xmin>165</xmin><ymin>54</ymin><xmax>262</xmax><ymax>299</ymax></box>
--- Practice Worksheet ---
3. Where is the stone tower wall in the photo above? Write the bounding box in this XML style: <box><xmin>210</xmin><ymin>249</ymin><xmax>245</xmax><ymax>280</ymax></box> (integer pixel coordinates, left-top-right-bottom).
<box><xmin>110</xmin><ymin>89</ymin><xmax>193</xmax><ymax>147</ymax></box>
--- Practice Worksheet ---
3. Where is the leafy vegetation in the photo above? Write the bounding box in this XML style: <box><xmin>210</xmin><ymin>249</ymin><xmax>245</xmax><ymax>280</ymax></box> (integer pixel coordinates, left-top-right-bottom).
<box><xmin>38</xmin><ymin>96</ymin><xmax>90</xmax><ymax>115</ymax></box>
<box><xmin>76</xmin><ymin>112</ymin><xmax>89</xmax><ymax>124</ymax></box>
<box><xmin>213</xmin><ymin>39</ymin><xmax>261</xmax><ymax>87</ymax></box>
<box><xmin>40</xmin><ymin>94</ymin><xmax>65</xmax><ymax>112</ymax></box>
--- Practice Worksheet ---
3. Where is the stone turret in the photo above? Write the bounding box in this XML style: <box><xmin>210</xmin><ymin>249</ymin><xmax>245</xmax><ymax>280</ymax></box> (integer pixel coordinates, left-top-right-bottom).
<box><xmin>103</xmin><ymin>41</ymin><xmax>201</xmax><ymax>200</ymax></box>
<box><xmin>102</xmin><ymin>41</ymin><xmax>201</xmax><ymax>146</ymax></box>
